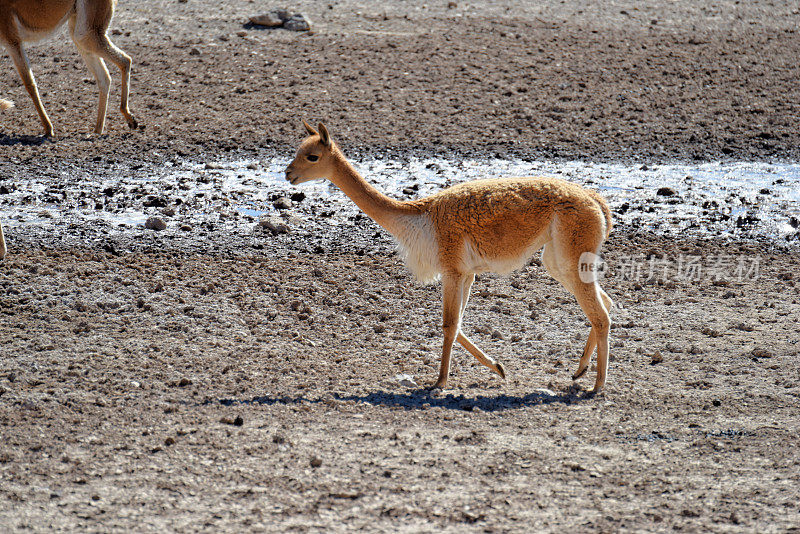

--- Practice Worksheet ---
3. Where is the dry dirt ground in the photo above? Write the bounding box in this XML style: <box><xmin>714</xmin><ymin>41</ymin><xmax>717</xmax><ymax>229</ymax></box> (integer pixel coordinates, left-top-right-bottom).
<box><xmin>1</xmin><ymin>1</ymin><xmax>800</xmax><ymax>532</ymax></box>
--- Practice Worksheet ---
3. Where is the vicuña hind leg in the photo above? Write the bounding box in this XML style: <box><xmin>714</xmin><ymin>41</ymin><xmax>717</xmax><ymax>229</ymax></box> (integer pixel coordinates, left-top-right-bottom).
<box><xmin>573</xmin><ymin>282</ymin><xmax>610</xmax><ymax>393</ymax></box>
<box><xmin>573</xmin><ymin>288</ymin><xmax>613</xmax><ymax>379</ymax></box>
<box><xmin>456</xmin><ymin>273</ymin><xmax>505</xmax><ymax>379</ymax></box>
<box><xmin>542</xmin><ymin>241</ymin><xmax>611</xmax><ymax>393</ymax></box>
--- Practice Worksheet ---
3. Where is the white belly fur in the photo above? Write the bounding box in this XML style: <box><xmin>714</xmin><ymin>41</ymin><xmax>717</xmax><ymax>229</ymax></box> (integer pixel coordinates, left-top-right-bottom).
<box><xmin>392</xmin><ymin>214</ymin><xmax>442</xmax><ymax>283</ymax></box>
<box><xmin>462</xmin><ymin>233</ymin><xmax>550</xmax><ymax>275</ymax></box>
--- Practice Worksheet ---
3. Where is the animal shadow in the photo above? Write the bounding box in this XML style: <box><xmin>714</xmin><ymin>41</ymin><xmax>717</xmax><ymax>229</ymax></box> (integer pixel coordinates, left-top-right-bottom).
<box><xmin>214</xmin><ymin>387</ymin><xmax>590</xmax><ymax>412</ymax></box>
<box><xmin>0</xmin><ymin>133</ymin><xmax>51</xmax><ymax>146</ymax></box>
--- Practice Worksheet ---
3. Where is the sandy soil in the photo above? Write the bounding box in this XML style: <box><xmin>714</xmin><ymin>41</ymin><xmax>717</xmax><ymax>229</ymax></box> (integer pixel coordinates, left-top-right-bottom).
<box><xmin>1</xmin><ymin>1</ymin><xmax>800</xmax><ymax>532</ymax></box>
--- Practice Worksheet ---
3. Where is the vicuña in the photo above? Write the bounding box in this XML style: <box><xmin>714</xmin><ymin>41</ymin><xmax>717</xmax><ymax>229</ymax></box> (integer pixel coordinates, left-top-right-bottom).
<box><xmin>0</xmin><ymin>0</ymin><xmax>138</xmax><ymax>136</ymax></box>
<box><xmin>286</xmin><ymin>122</ymin><xmax>614</xmax><ymax>394</ymax></box>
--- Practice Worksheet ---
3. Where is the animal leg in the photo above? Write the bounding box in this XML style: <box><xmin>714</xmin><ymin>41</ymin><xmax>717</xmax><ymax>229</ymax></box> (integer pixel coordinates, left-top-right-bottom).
<box><xmin>71</xmin><ymin>5</ymin><xmax>137</xmax><ymax>130</ymax></box>
<box><xmin>434</xmin><ymin>273</ymin><xmax>465</xmax><ymax>389</ymax></box>
<box><xmin>572</xmin><ymin>281</ymin><xmax>610</xmax><ymax>393</ymax></box>
<box><xmin>457</xmin><ymin>333</ymin><xmax>506</xmax><ymax>379</ymax></box>
<box><xmin>573</xmin><ymin>286</ymin><xmax>613</xmax><ymax>379</ymax></box>
<box><xmin>0</xmin><ymin>221</ymin><xmax>6</xmax><ymax>260</ymax></box>
<box><xmin>456</xmin><ymin>274</ymin><xmax>505</xmax><ymax>379</ymax></box>
<box><xmin>5</xmin><ymin>41</ymin><xmax>53</xmax><ymax>136</ymax></box>
<box><xmin>543</xmin><ymin>239</ymin><xmax>611</xmax><ymax>392</ymax></box>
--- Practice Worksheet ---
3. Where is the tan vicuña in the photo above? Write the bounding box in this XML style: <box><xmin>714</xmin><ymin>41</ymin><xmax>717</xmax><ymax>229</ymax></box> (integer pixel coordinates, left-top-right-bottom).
<box><xmin>0</xmin><ymin>0</ymin><xmax>138</xmax><ymax>136</ymax></box>
<box><xmin>286</xmin><ymin>121</ymin><xmax>614</xmax><ymax>394</ymax></box>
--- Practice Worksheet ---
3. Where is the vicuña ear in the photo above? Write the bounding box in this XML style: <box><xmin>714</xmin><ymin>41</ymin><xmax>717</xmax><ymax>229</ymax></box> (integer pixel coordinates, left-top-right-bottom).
<box><xmin>302</xmin><ymin>119</ymin><xmax>318</xmax><ymax>136</ymax></box>
<box><xmin>318</xmin><ymin>122</ymin><xmax>331</xmax><ymax>147</ymax></box>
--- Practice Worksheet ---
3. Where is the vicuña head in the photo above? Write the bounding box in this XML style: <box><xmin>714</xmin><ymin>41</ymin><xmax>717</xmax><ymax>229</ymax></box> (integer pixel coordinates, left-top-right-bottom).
<box><xmin>286</xmin><ymin>121</ymin><xmax>615</xmax><ymax>395</ymax></box>
<box><xmin>285</xmin><ymin>120</ymin><xmax>339</xmax><ymax>185</ymax></box>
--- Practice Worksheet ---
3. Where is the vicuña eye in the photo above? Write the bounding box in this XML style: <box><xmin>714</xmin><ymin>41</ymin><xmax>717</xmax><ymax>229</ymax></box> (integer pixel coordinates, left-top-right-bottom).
<box><xmin>306</xmin><ymin>155</ymin><xmax>319</xmax><ymax>162</ymax></box>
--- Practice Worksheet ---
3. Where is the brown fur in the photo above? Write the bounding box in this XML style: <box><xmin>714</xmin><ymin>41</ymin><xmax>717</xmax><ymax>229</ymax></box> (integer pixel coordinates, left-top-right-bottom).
<box><xmin>0</xmin><ymin>0</ymin><xmax>137</xmax><ymax>136</ymax></box>
<box><xmin>286</xmin><ymin>122</ymin><xmax>614</xmax><ymax>393</ymax></box>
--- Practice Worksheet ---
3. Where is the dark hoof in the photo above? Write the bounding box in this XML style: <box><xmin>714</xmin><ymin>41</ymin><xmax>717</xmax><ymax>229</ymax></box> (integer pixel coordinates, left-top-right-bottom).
<box><xmin>572</xmin><ymin>366</ymin><xmax>588</xmax><ymax>380</ymax></box>
<box><xmin>495</xmin><ymin>361</ymin><xmax>506</xmax><ymax>379</ymax></box>
<box><xmin>128</xmin><ymin>117</ymin><xmax>139</xmax><ymax>130</ymax></box>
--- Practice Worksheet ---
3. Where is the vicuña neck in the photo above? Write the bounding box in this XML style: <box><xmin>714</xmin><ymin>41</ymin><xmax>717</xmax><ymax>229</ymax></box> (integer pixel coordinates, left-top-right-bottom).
<box><xmin>329</xmin><ymin>150</ymin><xmax>417</xmax><ymax>237</ymax></box>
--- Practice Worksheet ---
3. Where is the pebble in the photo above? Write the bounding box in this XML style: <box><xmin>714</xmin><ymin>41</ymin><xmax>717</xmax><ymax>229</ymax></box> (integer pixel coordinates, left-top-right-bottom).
<box><xmin>284</xmin><ymin>14</ymin><xmax>312</xmax><ymax>32</ymax></box>
<box><xmin>258</xmin><ymin>215</ymin><xmax>290</xmax><ymax>235</ymax></box>
<box><xmin>656</xmin><ymin>187</ymin><xmax>677</xmax><ymax>197</ymax></box>
<box><xmin>249</xmin><ymin>11</ymin><xmax>286</xmax><ymax>28</ymax></box>
<box><xmin>220</xmin><ymin>415</ymin><xmax>244</xmax><ymax>426</ymax></box>
<box><xmin>650</xmin><ymin>351</ymin><xmax>664</xmax><ymax>364</ymax></box>
<box><xmin>249</xmin><ymin>11</ymin><xmax>311</xmax><ymax>32</ymax></box>
<box><xmin>310</xmin><ymin>456</ymin><xmax>322</xmax><ymax>468</ymax></box>
<box><xmin>145</xmin><ymin>217</ymin><xmax>167</xmax><ymax>231</ymax></box>
<box><xmin>273</xmin><ymin>197</ymin><xmax>293</xmax><ymax>210</ymax></box>
<box><xmin>395</xmin><ymin>374</ymin><xmax>418</xmax><ymax>388</ymax></box>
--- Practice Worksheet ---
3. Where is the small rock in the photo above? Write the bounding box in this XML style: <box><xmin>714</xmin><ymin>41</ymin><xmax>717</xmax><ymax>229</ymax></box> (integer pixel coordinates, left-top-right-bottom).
<box><xmin>249</xmin><ymin>11</ymin><xmax>286</xmax><ymax>27</ymax></box>
<box><xmin>284</xmin><ymin>14</ymin><xmax>312</xmax><ymax>32</ymax></box>
<box><xmin>650</xmin><ymin>351</ymin><xmax>663</xmax><ymax>364</ymax></box>
<box><xmin>310</xmin><ymin>456</ymin><xmax>322</xmax><ymax>468</ymax></box>
<box><xmin>164</xmin><ymin>437</ymin><xmax>175</xmax><ymax>446</ymax></box>
<box><xmin>273</xmin><ymin>197</ymin><xmax>293</xmax><ymax>210</ymax></box>
<box><xmin>220</xmin><ymin>415</ymin><xmax>244</xmax><ymax>426</ymax></box>
<box><xmin>656</xmin><ymin>187</ymin><xmax>676</xmax><ymax>197</ymax></box>
<box><xmin>258</xmin><ymin>215</ymin><xmax>290</xmax><ymax>235</ymax></box>
<box><xmin>447</xmin><ymin>1</ymin><xmax>458</xmax><ymax>8</ymax></box>
<box><xmin>491</xmin><ymin>330</ymin><xmax>504</xmax><ymax>340</ymax></box>
<box><xmin>178</xmin><ymin>378</ymin><xmax>191</xmax><ymax>387</ymax></box>
<box><xmin>144</xmin><ymin>217</ymin><xmax>167</xmax><ymax>231</ymax></box>
<box><xmin>395</xmin><ymin>374</ymin><xmax>418</xmax><ymax>388</ymax></box>
<box><xmin>161</xmin><ymin>207</ymin><xmax>176</xmax><ymax>217</ymax></box>
<box><xmin>189</xmin><ymin>48</ymin><xmax>201</xmax><ymax>56</ymax></box>
<box><xmin>143</xmin><ymin>195</ymin><xmax>168</xmax><ymax>208</ymax></box>
<box><xmin>204</xmin><ymin>162</ymin><xmax>223</xmax><ymax>170</ymax></box>
<box><xmin>290</xmin><ymin>191</ymin><xmax>306</xmax><ymax>203</ymax></box>
<box><xmin>750</xmin><ymin>348</ymin><xmax>772</xmax><ymax>359</ymax></box>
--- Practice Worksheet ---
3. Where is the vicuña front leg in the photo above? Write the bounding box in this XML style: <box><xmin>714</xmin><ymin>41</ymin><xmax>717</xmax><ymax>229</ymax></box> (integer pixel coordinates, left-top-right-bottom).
<box><xmin>6</xmin><ymin>42</ymin><xmax>53</xmax><ymax>136</ymax></box>
<box><xmin>457</xmin><ymin>332</ymin><xmax>506</xmax><ymax>379</ymax></box>
<box><xmin>434</xmin><ymin>274</ymin><xmax>465</xmax><ymax>389</ymax></box>
<box><xmin>456</xmin><ymin>274</ymin><xmax>506</xmax><ymax>380</ymax></box>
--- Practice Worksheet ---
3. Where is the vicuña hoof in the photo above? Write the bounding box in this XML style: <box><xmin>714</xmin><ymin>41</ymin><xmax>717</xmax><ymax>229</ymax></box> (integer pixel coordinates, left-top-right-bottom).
<box><xmin>572</xmin><ymin>365</ymin><xmax>589</xmax><ymax>380</ymax></box>
<box><xmin>495</xmin><ymin>362</ymin><xmax>506</xmax><ymax>379</ymax></box>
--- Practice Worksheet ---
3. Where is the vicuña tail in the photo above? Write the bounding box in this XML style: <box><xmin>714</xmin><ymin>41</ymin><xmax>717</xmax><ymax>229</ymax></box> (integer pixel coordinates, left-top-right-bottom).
<box><xmin>0</xmin><ymin>99</ymin><xmax>14</xmax><ymax>111</ymax></box>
